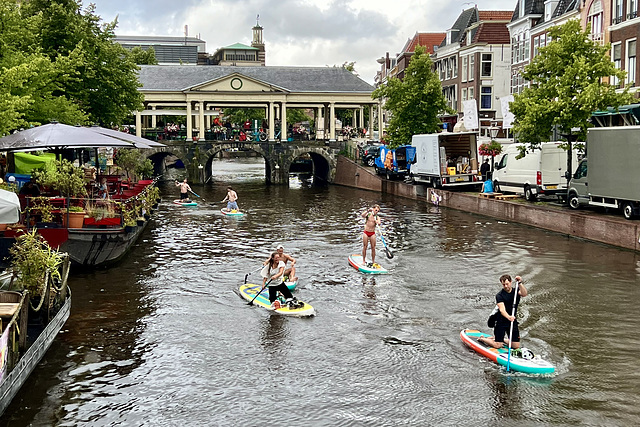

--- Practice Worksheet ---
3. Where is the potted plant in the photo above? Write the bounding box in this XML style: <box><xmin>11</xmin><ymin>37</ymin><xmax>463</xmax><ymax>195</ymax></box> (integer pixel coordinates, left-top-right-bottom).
<box><xmin>26</xmin><ymin>196</ymin><xmax>57</xmax><ymax>228</ymax></box>
<box><xmin>9</xmin><ymin>229</ymin><xmax>63</xmax><ymax>307</ymax></box>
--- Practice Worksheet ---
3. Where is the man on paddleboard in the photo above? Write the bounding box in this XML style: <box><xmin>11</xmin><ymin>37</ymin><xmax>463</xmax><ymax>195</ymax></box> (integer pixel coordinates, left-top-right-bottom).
<box><xmin>221</xmin><ymin>186</ymin><xmax>239</xmax><ymax>212</ymax></box>
<box><xmin>360</xmin><ymin>204</ymin><xmax>381</xmax><ymax>267</ymax></box>
<box><xmin>275</xmin><ymin>245</ymin><xmax>298</xmax><ymax>282</ymax></box>
<box><xmin>478</xmin><ymin>274</ymin><xmax>528</xmax><ymax>350</ymax></box>
<box><xmin>175</xmin><ymin>179</ymin><xmax>192</xmax><ymax>202</ymax></box>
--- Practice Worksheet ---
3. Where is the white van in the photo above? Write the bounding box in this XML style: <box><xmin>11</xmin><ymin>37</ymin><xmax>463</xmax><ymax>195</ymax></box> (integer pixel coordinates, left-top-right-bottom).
<box><xmin>492</xmin><ymin>142</ymin><xmax>578</xmax><ymax>201</ymax></box>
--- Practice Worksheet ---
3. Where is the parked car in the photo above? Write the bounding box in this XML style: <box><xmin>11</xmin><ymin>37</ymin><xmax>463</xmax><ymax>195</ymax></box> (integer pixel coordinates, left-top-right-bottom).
<box><xmin>361</xmin><ymin>144</ymin><xmax>382</xmax><ymax>167</ymax></box>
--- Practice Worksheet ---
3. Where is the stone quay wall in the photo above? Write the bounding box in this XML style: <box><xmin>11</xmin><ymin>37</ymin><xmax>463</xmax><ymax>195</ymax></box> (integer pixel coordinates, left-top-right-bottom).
<box><xmin>334</xmin><ymin>156</ymin><xmax>640</xmax><ymax>252</ymax></box>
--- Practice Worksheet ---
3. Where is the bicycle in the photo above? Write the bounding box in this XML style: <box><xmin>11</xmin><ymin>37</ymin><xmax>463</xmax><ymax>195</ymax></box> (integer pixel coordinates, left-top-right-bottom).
<box><xmin>258</xmin><ymin>129</ymin><xmax>282</xmax><ymax>142</ymax></box>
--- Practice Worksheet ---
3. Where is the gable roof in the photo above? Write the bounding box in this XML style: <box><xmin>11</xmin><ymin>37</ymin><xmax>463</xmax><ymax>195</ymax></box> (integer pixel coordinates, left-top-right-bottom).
<box><xmin>138</xmin><ymin>65</ymin><xmax>375</xmax><ymax>93</ymax></box>
<box><xmin>222</xmin><ymin>42</ymin><xmax>258</xmax><ymax>50</ymax></box>
<box><xmin>403</xmin><ymin>32</ymin><xmax>446</xmax><ymax>54</ymax></box>
<box><xmin>471</xmin><ymin>21</ymin><xmax>512</xmax><ymax>44</ymax></box>
<box><xmin>511</xmin><ymin>0</ymin><xmax>545</xmax><ymax>21</ymax></box>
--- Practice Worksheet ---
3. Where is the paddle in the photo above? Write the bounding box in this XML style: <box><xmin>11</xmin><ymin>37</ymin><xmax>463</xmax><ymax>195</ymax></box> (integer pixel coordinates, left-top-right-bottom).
<box><xmin>506</xmin><ymin>279</ymin><xmax>520</xmax><ymax>372</ymax></box>
<box><xmin>248</xmin><ymin>279</ymin><xmax>272</xmax><ymax>305</ymax></box>
<box><xmin>377</xmin><ymin>226</ymin><xmax>394</xmax><ymax>259</ymax></box>
<box><xmin>244</xmin><ymin>265</ymin><xmax>265</xmax><ymax>284</ymax></box>
<box><xmin>189</xmin><ymin>189</ymin><xmax>203</xmax><ymax>200</ymax></box>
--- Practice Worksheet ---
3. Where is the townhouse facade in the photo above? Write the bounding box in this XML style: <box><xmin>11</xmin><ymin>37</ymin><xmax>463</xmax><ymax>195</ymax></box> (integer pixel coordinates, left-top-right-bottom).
<box><xmin>432</xmin><ymin>7</ymin><xmax>513</xmax><ymax>135</ymax></box>
<box><xmin>609</xmin><ymin>0</ymin><xmax>640</xmax><ymax>90</ymax></box>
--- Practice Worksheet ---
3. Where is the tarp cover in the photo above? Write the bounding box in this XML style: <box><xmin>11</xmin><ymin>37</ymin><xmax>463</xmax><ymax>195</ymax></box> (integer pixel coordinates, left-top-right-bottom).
<box><xmin>14</xmin><ymin>152</ymin><xmax>56</xmax><ymax>174</ymax></box>
<box><xmin>0</xmin><ymin>189</ymin><xmax>20</xmax><ymax>224</ymax></box>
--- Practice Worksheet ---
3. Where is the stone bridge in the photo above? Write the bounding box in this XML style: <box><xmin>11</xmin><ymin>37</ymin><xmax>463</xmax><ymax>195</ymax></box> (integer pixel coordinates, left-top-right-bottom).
<box><xmin>141</xmin><ymin>140</ymin><xmax>343</xmax><ymax>185</ymax></box>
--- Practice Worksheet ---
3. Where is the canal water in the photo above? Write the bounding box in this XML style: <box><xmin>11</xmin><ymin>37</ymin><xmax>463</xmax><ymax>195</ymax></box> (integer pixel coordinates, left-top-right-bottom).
<box><xmin>2</xmin><ymin>158</ymin><xmax>640</xmax><ymax>426</ymax></box>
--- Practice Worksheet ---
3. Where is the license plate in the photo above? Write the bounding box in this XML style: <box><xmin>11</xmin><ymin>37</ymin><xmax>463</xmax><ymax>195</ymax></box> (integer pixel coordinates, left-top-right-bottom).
<box><xmin>456</xmin><ymin>177</ymin><xmax>466</xmax><ymax>182</ymax></box>
<box><xmin>546</xmin><ymin>185</ymin><xmax>557</xmax><ymax>190</ymax></box>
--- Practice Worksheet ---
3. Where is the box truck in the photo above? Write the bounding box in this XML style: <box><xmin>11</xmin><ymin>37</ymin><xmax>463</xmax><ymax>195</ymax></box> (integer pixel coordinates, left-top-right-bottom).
<box><xmin>568</xmin><ymin>126</ymin><xmax>640</xmax><ymax>219</ymax></box>
<box><xmin>374</xmin><ymin>145</ymin><xmax>416</xmax><ymax>180</ymax></box>
<box><xmin>492</xmin><ymin>142</ymin><xmax>579</xmax><ymax>201</ymax></box>
<box><xmin>409</xmin><ymin>132</ymin><xmax>482</xmax><ymax>188</ymax></box>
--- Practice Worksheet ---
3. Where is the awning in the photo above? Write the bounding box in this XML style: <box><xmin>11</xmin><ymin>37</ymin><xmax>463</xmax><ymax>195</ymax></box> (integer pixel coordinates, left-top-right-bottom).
<box><xmin>592</xmin><ymin>103</ymin><xmax>640</xmax><ymax>126</ymax></box>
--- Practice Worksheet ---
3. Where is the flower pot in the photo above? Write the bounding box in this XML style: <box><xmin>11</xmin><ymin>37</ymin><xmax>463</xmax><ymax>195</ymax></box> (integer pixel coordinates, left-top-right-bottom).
<box><xmin>125</xmin><ymin>225</ymin><xmax>136</xmax><ymax>233</ymax></box>
<box><xmin>63</xmin><ymin>211</ymin><xmax>86</xmax><ymax>229</ymax></box>
<box><xmin>137</xmin><ymin>219</ymin><xmax>145</xmax><ymax>226</ymax></box>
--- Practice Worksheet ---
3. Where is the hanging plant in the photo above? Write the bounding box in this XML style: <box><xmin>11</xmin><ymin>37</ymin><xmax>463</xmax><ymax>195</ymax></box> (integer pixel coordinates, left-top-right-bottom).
<box><xmin>478</xmin><ymin>140</ymin><xmax>503</xmax><ymax>157</ymax></box>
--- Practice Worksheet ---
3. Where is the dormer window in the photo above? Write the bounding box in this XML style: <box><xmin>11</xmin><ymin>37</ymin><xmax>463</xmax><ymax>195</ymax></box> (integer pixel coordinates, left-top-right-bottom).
<box><xmin>545</xmin><ymin>1</ymin><xmax>559</xmax><ymax>21</ymax></box>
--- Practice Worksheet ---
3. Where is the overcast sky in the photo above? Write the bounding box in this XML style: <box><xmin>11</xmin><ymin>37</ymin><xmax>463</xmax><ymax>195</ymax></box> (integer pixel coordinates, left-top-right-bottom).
<box><xmin>89</xmin><ymin>0</ymin><xmax>517</xmax><ymax>85</ymax></box>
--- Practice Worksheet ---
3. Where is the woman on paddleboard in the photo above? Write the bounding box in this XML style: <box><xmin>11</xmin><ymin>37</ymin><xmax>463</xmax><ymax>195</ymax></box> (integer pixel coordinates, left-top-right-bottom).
<box><xmin>478</xmin><ymin>274</ymin><xmax>528</xmax><ymax>350</ymax></box>
<box><xmin>360</xmin><ymin>204</ymin><xmax>381</xmax><ymax>267</ymax></box>
<box><xmin>261</xmin><ymin>252</ymin><xmax>295</xmax><ymax>308</ymax></box>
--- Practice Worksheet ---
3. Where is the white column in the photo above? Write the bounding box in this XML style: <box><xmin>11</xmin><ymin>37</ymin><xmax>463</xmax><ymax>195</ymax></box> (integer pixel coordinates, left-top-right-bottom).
<box><xmin>135</xmin><ymin>111</ymin><xmax>142</xmax><ymax>137</ymax></box>
<box><xmin>369</xmin><ymin>105</ymin><xmax>374</xmax><ymax>140</ymax></box>
<box><xmin>352</xmin><ymin>109</ymin><xmax>357</xmax><ymax>127</ymax></box>
<box><xmin>378</xmin><ymin>102</ymin><xmax>384</xmax><ymax>136</ymax></box>
<box><xmin>280</xmin><ymin>102</ymin><xmax>288</xmax><ymax>142</ymax></box>
<box><xmin>151</xmin><ymin>106</ymin><xmax>157</xmax><ymax>128</ymax></box>
<box><xmin>186</xmin><ymin>101</ymin><xmax>193</xmax><ymax>140</ymax></box>
<box><xmin>198</xmin><ymin>101</ymin><xmax>204</xmax><ymax>140</ymax></box>
<box><xmin>317</xmin><ymin>107</ymin><xmax>323</xmax><ymax>140</ymax></box>
<box><xmin>329</xmin><ymin>102</ymin><xmax>336</xmax><ymax>141</ymax></box>
<box><xmin>359</xmin><ymin>107</ymin><xmax>364</xmax><ymax>129</ymax></box>
<box><xmin>268</xmin><ymin>102</ymin><xmax>275</xmax><ymax>141</ymax></box>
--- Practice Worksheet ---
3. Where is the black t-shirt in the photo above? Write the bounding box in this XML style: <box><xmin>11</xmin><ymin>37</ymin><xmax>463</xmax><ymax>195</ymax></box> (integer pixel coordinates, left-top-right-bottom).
<box><xmin>496</xmin><ymin>288</ymin><xmax>520</xmax><ymax>324</ymax></box>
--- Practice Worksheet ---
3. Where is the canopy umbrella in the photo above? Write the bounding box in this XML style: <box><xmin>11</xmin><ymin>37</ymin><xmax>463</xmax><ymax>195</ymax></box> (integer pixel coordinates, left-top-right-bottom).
<box><xmin>0</xmin><ymin>123</ymin><xmax>165</xmax><ymax>150</ymax></box>
<box><xmin>0</xmin><ymin>189</ymin><xmax>20</xmax><ymax>224</ymax></box>
<box><xmin>87</xmin><ymin>125</ymin><xmax>166</xmax><ymax>148</ymax></box>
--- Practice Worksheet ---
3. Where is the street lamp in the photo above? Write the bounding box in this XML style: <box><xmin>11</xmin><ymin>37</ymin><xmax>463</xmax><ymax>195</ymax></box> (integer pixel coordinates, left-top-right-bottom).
<box><xmin>489</xmin><ymin>121</ymin><xmax>499</xmax><ymax>140</ymax></box>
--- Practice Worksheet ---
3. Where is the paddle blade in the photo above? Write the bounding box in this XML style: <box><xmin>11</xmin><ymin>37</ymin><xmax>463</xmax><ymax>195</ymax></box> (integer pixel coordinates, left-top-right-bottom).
<box><xmin>385</xmin><ymin>248</ymin><xmax>394</xmax><ymax>259</ymax></box>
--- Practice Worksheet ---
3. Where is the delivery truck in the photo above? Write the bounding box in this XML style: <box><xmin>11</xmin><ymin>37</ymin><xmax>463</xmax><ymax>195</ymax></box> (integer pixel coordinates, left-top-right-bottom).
<box><xmin>409</xmin><ymin>132</ymin><xmax>482</xmax><ymax>188</ymax></box>
<box><xmin>492</xmin><ymin>141</ymin><xmax>578</xmax><ymax>201</ymax></box>
<box><xmin>567</xmin><ymin>126</ymin><xmax>640</xmax><ymax>219</ymax></box>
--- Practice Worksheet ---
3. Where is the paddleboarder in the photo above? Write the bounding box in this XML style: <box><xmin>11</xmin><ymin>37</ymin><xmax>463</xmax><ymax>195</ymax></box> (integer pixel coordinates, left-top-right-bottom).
<box><xmin>175</xmin><ymin>179</ymin><xmax>192</xmax><ymax>202</ymax></box>
<box><xmin>478</xmin><ymin>274</ymin><xmax>528</xmax><ymax>350</ymax></box>
<box><xmin>275</xmin><ymin>244</ymin><xmax>298</xmax><ymax>282</ymax></box>
<box><xmin>221</xmin><ymin>186</ymin><xmax>239</xmax><ymax>212</ymax></box>
<box><xmin>360</xmin><ymin>204</ymin><xmax>381</xmax><ymax>267</ymax></box>
<box><xmin>261</xmin><ymin>252</ymin><xmax>295</xmax><ymax>309</ymax></box>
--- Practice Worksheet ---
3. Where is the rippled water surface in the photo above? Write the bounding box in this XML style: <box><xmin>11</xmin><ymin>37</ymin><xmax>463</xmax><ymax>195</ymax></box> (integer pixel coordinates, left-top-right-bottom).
<box><xmin>3</xmin><ymin>158</ymin><xmax>640</xmax><ymax>426</ymax></box>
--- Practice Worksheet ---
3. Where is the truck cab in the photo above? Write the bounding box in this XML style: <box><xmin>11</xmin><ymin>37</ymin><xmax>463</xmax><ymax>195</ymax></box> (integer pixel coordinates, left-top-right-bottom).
<box><xmin>374</xmin><ymin>145</ymin><xmax>416</xmax><ymax>180</ymax></box>
<box><xmin>567</xmin><ymin>158</ymin><xmax>589</xmax><ymax>209</ymax></box>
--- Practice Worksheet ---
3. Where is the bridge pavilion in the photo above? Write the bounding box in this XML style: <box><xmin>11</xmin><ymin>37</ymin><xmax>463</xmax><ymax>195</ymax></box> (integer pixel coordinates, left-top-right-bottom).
<box><xmin>134</xmin><ymin>65</ymin><xmax>380</xmax><ymax>142</ymax></box>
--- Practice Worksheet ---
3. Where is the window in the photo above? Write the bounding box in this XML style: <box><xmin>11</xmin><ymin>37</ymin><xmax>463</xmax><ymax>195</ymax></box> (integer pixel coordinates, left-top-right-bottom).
<box><xmin>452</xmin><ymin>56</ymin><xmax>458</xmax><ymax>78</ymax></box>
<box><xmin>628</xmin><ymin>0</ymin><xmax>637</xmax><ymax>19</ymax></box>
<box><xmin>469</xmin><ymin>55</ymin><xmax>475</xmax><ymax>81</ymax></box>
<box><xmin>627</xmin><ymin>39</ymin><xmax>636</xmax><ymax>85</ymax></box>
<box><xmin>612</xmin><ymin>43</ymin><xmax>622</xmax><ymax>86</ymax></box>
<box><xmin>462</xmin><ymin>56</ymin><xmax>468</xmax><ymax>82</ymax></box>
<box><xmin>439</xmin><ymin>61</ymin><xmax>445</xmax><ymax>80</ymax></box>
<box><xmin>462</xmin><ymin>88</ymin><xmax>468</xmax><ymax>101</ymax></box>
<box><xmin>480</xmin><ymin>86</ymin><xmax>493</xmax><ymax>109</ymax></box>
<box><xmin>468</xmin><ymin>87</ymin><xmax>474</xmax><ymax>100</ymax></box>
<box><xmin>533</xmin><ymin>37</ymin><xmax>540</xmax><ymax>57</ymax></box>
<box><xmin>614</xmin><ymin>0</ymin><xmax>623</xmax><ymax>23</ymax></box>
<box><xmin>446</xmin><ymin>57</ymin><xmax>452</xmax><ymax>80</ymax></box>
<box><xmin>481</xmin><ymin>53</ymin><xmax>492</xmax><ymax>77</ymax></box>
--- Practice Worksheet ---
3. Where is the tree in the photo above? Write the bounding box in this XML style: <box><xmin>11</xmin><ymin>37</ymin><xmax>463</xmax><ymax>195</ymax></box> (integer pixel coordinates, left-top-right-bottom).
<box><xmin>372</xmin><ymin>45</ymin><xmax>452</xmax><ymax>148</ymax></box>
<box><xmin>510</xmin><ymin>20</ymin><xmax>632</xmax><ymax>181</ymax></box>
<box><xmin>22</xmin><ymin>0</ymin><xmax>144</xmax><ymax>126</ymax></box>
<box><xmin>129</xmin><ymin>46</ymin><xmax>158</xmax><ymax>65</ymax></box>
<box><xmin>0</xmin><ymin>0</ymin><xmax>87</xmax><ymax>134</ymax></box>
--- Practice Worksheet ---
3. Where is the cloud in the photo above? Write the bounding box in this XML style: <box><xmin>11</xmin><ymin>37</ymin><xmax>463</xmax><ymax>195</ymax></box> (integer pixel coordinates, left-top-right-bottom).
<box><xmin>91</xmin><ymin>0</ymin><xmax>517</xmax><ymax>84</ymax></box>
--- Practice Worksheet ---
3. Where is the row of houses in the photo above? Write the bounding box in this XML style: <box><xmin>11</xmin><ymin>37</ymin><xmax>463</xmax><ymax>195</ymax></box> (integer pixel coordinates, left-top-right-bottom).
<box><xmin>375</xmin><ymin>0</ymin><xmax>639</xmax><ymax>137</ymax></box>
